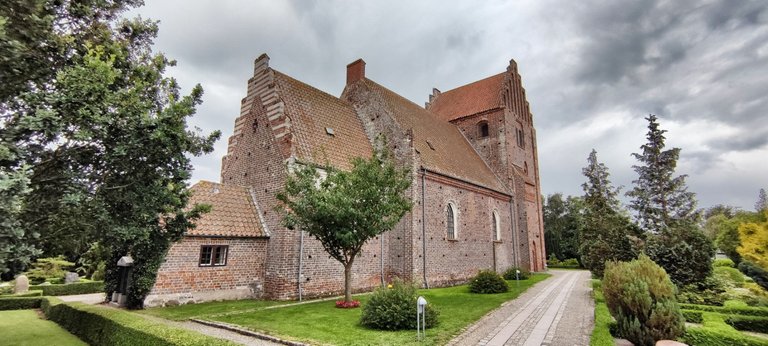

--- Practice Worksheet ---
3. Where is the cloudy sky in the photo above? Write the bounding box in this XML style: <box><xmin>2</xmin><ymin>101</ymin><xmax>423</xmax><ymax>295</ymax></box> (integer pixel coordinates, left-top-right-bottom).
<box><xmin>133</xmin><ymin>0</ymin><xmax>767</xmax><ymax>211</ymax></box>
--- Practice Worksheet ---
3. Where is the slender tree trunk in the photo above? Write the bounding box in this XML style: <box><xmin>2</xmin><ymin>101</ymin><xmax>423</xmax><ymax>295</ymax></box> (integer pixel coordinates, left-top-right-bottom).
<box><xmin>344</xmin><ymin>261</ymin><xmax>353</xmax><ymax>303</ymax></box>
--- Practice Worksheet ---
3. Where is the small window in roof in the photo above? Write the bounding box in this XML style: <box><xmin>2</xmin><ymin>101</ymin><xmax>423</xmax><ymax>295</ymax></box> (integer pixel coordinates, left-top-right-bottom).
<box><xmin>426</xmin><ymin>140</ymin><xmax>435</xmax><ymax>150</ymax></box>
<box><xmin>325</xmin><ymin>127</ymin><xmax>335</xmax><ymax>136</ymax></box>
<box><xmin>479</xmin><ymin>121</ymin><xmax>489</xmax><ymax>138</ymax></box>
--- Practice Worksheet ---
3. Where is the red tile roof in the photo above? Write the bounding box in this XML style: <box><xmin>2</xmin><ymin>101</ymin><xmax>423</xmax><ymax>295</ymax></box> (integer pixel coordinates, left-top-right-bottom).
<box><xmin>360</xmin><ymin>79</ymin><xmax>508</xmax><ymax>193</ymax></box>
<box><xmin>186</xmin><ymin>181</ymin><xmax>267</xmax><ymax>238</ymax></box>
<box><xmin>274</xmin><ymin>71</ymin><xmax>373</xmax><ymax>170</ymax></box>
<box><xmin>428</xmin><ymin>73</ymin><xmax>505</xmax><ymax>122</ymax></box>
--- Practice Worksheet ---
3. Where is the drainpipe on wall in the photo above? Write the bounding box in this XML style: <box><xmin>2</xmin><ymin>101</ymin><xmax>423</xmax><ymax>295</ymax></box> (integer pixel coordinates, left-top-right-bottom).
<box><xmin>509</xmin><ymin>201</ymin><xmax>519</xmax><ymax>268</ymax></box>
<box><xmin>298</xmin><ymin>229</ymin><xmax>304</xmax><ymax>301</ymax></box>
<box><xmin>421</xmin><ymin>167</ymin><xmax>429</xmax><ymax>289</ymax></box>
<box><xmin>380</xmin><ymin>234</ymin><xmax>384</xmax><ymax>286</ymax></box>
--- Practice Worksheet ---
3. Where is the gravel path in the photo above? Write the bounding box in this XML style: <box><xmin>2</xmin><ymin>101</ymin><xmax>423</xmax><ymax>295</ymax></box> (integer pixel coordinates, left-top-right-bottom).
<box><xmin>447</xmin><ymin>270</ymin><xmax>594</xmax><ymax>346</ymax></box>
<box><xmin>58</xmin><ymin>293</ymin><xmax>107</xmax><ymax>305</ymax></box>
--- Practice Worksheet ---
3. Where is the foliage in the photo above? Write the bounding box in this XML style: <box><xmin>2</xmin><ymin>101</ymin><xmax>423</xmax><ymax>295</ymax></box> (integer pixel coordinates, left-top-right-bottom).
<box><xmin>277</xmin><ymin>146</ymin><xmax>412</xmax><ymax>303</ymax></box>
<box><xmin>76</xmin><ymin>242</ymin><xmax>108</xmax><ymax>278</ymax></box>
<box><xmin>360</xmin><ymin>279</ymin><xmax>439</xmax><ymax>330</ymax></box>
<box><xmin>626</xmin><ymin>114</ymin><xmax>699</xmax><ymax>232</ymax></box>
<box><xmin>713</xmin><ymin>211</ymin><xmax>763</xmax><ymax>264</ymax></box>
<box><xmin>0</xmin><ymin>164</ymin><xmax>40</xmax><ymax>274</ymax></box>
<box><xmin>737</xmin><ymin>211</ymin><xmax>768</xmax><ymax>269</ymax></box>
<box><xmin>502</xmin><ymin>267</ymin><xmax>530</xmax><ymax>280</ymax></box>
<box><xmin>681</xmin><ymin>310</ymin><xmax>703</xmax><ymax>323</ymax></box>
<box><xmin>725</xmin><ymin>315</ymin><xmax>768</xmax><ymax>333</ymax></box>
<box><xmin>679</xmin><ymin>303</ymin><xmax>768</xmax><ymax>317</ymax></box>
<box><xmin>579</xmin><ymin>150</ymin><xmax>642</xmax><ymax>278</ymax></box>
<box><xmin>42</xmin><ymin>298</ymin><xmax>235</xmax><ymax>345</ymax></box>
<box><xmin>602</xmin><ymin>255</ymin><xmax>684</xmax><ymax>346</ymax></box>
<box><xmin>681</xmin><ymin>311</ymin><xmax>768</xmax><ymax>346</ymax></box>
<box><xmin>714</xmin><ymin>266</ymin><xmax>745</xmax><ymax>287</ymax></box>
<box><xmin>677</xmin><ymin>274</ymin><xmax>728</xmax><ymax>306</ymax></box>
<box><xmin>468</xmin><ymin>270</ymin><xmax>509</xmax><ymax>294</ymax></box>
<box><xmin>713</xmin><ymin>258</ymin><xmax>735</xmax><ymax>268</ymax></box>
<box><xmin>756</xmin><ymin>188</ymin><xmax>767</xmax><ymax>212</ymax></box>
<box><xmin>590</xmin><ymin>280</ymin><xmax>617</xmax><ymax>346</ymax></box>
<box><xmin>645</xmin><ymin>223</ymin><xmax>714</xmax><ymax>286</ymax></box>
<box><xmin>7</xmin><ymin>290</ymin><xmax>43</xmax><ymax>297</ymax></box>
<box><xmin>543</xmin><ymin>193</ymin><xmax>584</xmax><ymax>261</ymax></box>
<box><xmin>29</xmin><ymin>281</ymin><xmax>103</xmax><ymax>296</ymax></box>
<box><xmin>0</xmin><ymin>296</ymin><xmax>42</xmax><ymax>310</ymax></box>
<box><xmin>24</xmin><ymin>256</ymin><xmax>75</xmax><ymax>284</ymax></box>
<box><xmin>739</xmin><ymin>261</ymin><xmax>768</xmax><ymax>291</ymax></box>
<box><xmin>1</xmin><ymin>0</ymin><xmax>219</xmax><ymax>307</ymax></box>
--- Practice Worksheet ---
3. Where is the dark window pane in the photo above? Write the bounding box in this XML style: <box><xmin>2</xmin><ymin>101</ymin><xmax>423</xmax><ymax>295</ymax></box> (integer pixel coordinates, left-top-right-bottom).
<box><xmin>447</xmin><ymin>205</ymin><xmax>455</xmax><ymax>239</ymax></box>
<box><xmin>214</xmin><ymin>246</ymin><xmax>228</xmax><ymax>265</ymax></box>
<box><xmin>200</xmin><ymin>246</ymin><xmax>213</xmax><ymax>265</ymax></box>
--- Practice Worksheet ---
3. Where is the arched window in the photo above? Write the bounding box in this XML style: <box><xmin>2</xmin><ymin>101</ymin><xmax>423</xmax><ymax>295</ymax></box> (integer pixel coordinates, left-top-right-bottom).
<box><xmin>478</xmin><ymin>121</ymin><xmax>489</xmax><ymax>138</ymax></box>
<box><xmin>446</xmin><ymin>203</ymin><xmax>457</xmax><ymax>240</ymax></box>
<box><xmin>492</xmin><ymin>211</ymin><xmax>501</xmax><ymax>241</ymax></box>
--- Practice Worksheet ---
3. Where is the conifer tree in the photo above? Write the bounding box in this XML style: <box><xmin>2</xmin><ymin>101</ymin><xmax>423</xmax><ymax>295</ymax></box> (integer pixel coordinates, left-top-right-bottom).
<box><xmin>579</xmin><ymin>150</ymin><xmax>641</xmax><ymax>277</ymax></box>
<box><xmin>756</xmin><ymin>188</ymin><xmax>767</xmax><ymax>212</ymax></box>
<box><xmin>627</xmin><ymin>115</ymin><xmax>698</xmax><ymax>232</ymax></box>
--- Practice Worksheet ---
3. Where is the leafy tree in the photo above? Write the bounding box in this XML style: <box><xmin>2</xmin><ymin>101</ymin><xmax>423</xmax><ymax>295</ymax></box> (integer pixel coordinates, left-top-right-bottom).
<box><xmin>626</xmin><ymin>115</ymin><xmax>711</xmax><ymax>285</ymax></box>
<box><xmin>579</xmin><ymin>150</ymin><xmax>642</xmax><ymax>277</ymax></box>
<box><xmin>756</xmin><ymin>188</ymin><xmax>767</xmax><ymax>212</ymax></box>
<box><xmin>712</xmin><ymin>210</ymin><xmax>760</xmax><ymax>264</ymax></box>
<box><xmin>1</xmin><ymin>1</ymin><xmax>219</xmax><ymax>307</ymax></box>
<box><xmin>277</xmin><ymin>147</ymin><xmax>412</xmax><ymax>304</ymax></box>
<box><xmin>737</xmin><ymin>211</ymin><xmax>768</xmax><ymax>269</ymax></box>
<box><xmin>627</xmin><ymin>115</ymin><xmax>699</xmax><ymax>231</ymax></box>
<box><xmin>543</xmin><ymin>193</ymin><xmax>583</xmax><ymax>261</ymax></box>
<box><xmin>0</xmin><ymin>165</ymin><xmax>40</xmax><ymax>274</ymax></box>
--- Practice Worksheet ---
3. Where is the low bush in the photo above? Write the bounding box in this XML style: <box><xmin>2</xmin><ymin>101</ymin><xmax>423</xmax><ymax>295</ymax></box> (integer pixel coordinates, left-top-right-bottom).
<box><xmin>602</xmin><ymin>255</ymin><xmax>684</xmax><ymax>346</ymax></box>
<box><xmin>713</xmin><ymin>258</ymin><xmax>735</xmax><ymax>268</ymax></box>
<box><xmin>680</xmin><ymin>303</ymin><xmax>768</xmax><ymax>317</ymax></box>
<box><xmin>682</xmin><ymin>312</ymin><xmax>768</xmax><ymax>346</ymax></box>
<box><xmin>8</xmin><ymin>290</ymin><xmax>43</xmax><ymax>297</ymax></box>
<box><xmin>41</xmin><ymin>297</ymin><xmax>234</xmax><ymax>345</ymax></box>
<box><xmin>714</xmin><ymin>266</ymin><xmax>745</xmax><ymax>287</ymax></box>
<box><xmin>725</xmin><ymin>315</ymin><xmax>768</xmax><ymax>334</ymax></box>
<box><xmin>681</xmin><ymin>310</ymin><xmax>703</xmax><ymax>323</ymax></box>
<box><xmin>29</xmin><ymin>281</ymin><xmax>104</xmax><ymax>296</ymax></box>
<box><xmin>469</xmin><ymin>270</ymin><xmax>508</xmax><ymax>294</ymax></box>
<box><xmin>739</xmin><ymin>261</ymin><xmax>768</xmax><ymax>291</ymax></box>
<box><xmin>502</xmin><ymin>267</ymin><xmax>530</xmax><ymax>280</ymax></box>
<box><xmin>360</xmin><ymin>280</ymin><xmax>438</xmax><ymax>330</ymax></box>
<box><xmin>677</xmin><ymin>274</ymin><xmax>728</xmax><ymax>306</ymax></box>
<box><xmin>0</xmin><ymin>297</ymin><xmax>42</xmax><ymax>310</ymax></box>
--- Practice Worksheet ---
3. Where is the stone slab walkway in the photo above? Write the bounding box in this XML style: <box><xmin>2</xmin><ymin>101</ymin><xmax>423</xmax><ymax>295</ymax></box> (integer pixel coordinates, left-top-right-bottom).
<box><xmin>58</xmin><ymin>293</ymin><xmax>106</xmax><ymax>305</ymax></box>
<box><xmin>448</xmin><ymin>270</ymin><xmax>594</xmax><ymax>346</ymax></box>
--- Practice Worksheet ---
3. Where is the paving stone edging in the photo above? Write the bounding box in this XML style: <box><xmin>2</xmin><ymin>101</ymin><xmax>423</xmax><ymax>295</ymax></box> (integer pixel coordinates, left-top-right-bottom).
<box><xmin>190</xmin><ymin>319</ymin><xmax>308</xmax><ymax>346</ymax></box>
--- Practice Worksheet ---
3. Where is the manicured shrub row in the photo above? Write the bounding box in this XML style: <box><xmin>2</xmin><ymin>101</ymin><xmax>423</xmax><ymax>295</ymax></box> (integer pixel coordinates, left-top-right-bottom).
<box><xmin>725</xmin><ymin>315</ymin><xmax>768</xmax><ymax>334</ymax></box>
<box><xmin>29</xmin><ymin>281</ymin><xmax>104</xmax><ymax>296</ymax></box>
<box><xmin>0</xmin><ymin>297</ymin><xmax>42</xmax><ymax>310</ymax></box>
<box><xmin>469</xmin><ymin>270</ymin><xmax>508</xmax><ymax>293</ymax></box>
<box><xmin>680</xmin><ymin>310</ymin><xmax>703</xmax><ymax>323</ymax></box>
<box><xmin>713</xmin><ymin>258</ymin><xmax>735</xmax><ymax>268</ymax></box>
<box><xmin>683</xmin><ymin>327</ymin><xmax>768</xmax><ymax>346</ymax></box>
<box><xmin>41</xmin><ymin>297</ymin><xmax>234</xmax><ymax>345</ymax></box>
<box><xmin>680</xmin><ymin>303</ymin><xmax>768</xmax><ymax>317</ymax></box>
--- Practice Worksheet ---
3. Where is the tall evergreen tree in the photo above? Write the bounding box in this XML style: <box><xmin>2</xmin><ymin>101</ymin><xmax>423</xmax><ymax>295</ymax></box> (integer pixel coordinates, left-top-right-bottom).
<box><xmin>543</xmin><ymin>194</ymin><xmax>584</xmax><ymax>261</ymax></box>
<box><xmin>579</xmin><ymin>150</ymin><xmax>641</xmax><ymax>277</ymax></box>
<box><xmin>756</xmin><ymin>188</ymin><xmax>767</xmax><ymax>212</ymax></box>
<box><xmin>626</xmin><ymin>115</ymin><xmax>698</xmax><ymax>232</ymax></box>
<box><xmin>627</xmin><ymin>115</ymin><xmax>712</xmax><ymax>286</ymax></box>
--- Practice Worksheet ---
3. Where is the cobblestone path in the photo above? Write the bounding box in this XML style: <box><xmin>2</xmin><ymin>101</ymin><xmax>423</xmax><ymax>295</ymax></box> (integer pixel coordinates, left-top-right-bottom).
<box><xmin>448</xmin><ymin>270</ymin><xmax>594</xmax><ymax>346</ymax></box>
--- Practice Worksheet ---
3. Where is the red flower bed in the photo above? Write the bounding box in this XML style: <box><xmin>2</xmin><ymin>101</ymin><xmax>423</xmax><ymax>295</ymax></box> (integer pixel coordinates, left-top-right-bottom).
<box><xmin>335</xmin><ymin>300</ymin><xmax>360</xmax><ymax>308</ymax></box>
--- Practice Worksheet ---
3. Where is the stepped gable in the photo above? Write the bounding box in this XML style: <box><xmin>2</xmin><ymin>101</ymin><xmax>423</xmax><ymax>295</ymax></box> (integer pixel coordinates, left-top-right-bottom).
<box><xmin>427</xmin><ymin>73</ymin><xmax>505</xmax><ymax>121</ymax></box>
<box><xmin>186</xmin><ymin>181</ymin><xmax>267</xmax><ymax>238</ymax></box>
<box><xmin>273</xmin><ymin>71</ymin><xmax>373</xmax><ymax>170</ymax></box>
<box><xmin>360</xmin><ymin>78</ymin><xmax>508</xmax><ymax>193</ymax></box>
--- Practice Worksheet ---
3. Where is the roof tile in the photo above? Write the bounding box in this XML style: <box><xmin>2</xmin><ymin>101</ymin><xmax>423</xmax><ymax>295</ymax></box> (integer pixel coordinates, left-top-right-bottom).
<box><xmin>186</xmin><ymin>181</ymin><xmax>267</xmax><ymax>238</ymax></box>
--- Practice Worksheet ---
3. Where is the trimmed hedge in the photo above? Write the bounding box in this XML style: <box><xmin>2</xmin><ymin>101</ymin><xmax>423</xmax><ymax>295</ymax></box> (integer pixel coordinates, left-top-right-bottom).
<box><xmin>0</xmin><ymin>297</ymin><xmax>42</xmax><ymax>310</ymax></box>
<box><xmin>29</xmin><ymin>281</ymin><xmax>104</xmax><ymax>296</ymax></box>
<box><xmin>680</xmin><ymin>303</ymin><xmax>768</xmax><ymax>317</ymax></box>
<box><xmin>41</xmin><ymin>297</ymin><xmax>234</xmax><ymax>345</ymax></box>
<box><xmin>681</xmin><ymin>310</ymin><xmax>703</xmax><ymax>323</ymax></box>
<box><xmin>683</xmin><ymin>327</ymin><xmax>768</xmax><ymax>346</ymax></box>
<box><xmin>725</xmin><ymin>315</ymin><xmax>768</xmax><ymax>334</ymax></box>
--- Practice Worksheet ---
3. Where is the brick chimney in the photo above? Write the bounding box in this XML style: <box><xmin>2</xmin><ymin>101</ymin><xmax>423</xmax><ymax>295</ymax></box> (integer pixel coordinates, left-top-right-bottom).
<box><xmin>346</xmin><ymin>59</ymin><xmax>366</xmax><ymax>85</ymax></box>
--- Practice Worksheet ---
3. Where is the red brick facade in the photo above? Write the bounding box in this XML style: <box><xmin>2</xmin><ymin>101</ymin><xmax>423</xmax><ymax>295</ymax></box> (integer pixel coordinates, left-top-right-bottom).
<box><xmin>148</xmin><ymin>55</ymin><xmax>546</xmax><ymax>305</ymax></box>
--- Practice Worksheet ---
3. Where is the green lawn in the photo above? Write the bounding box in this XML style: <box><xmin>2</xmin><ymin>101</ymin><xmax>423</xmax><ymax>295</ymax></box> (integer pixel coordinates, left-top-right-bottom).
<box><xmin>0</xmin><ymin>310</ymin><xmax>86</xmax><ymax>346</ymax></box>
<box><xmin>198</xmin><ymin>274</ymin><xmax>551</xmax><ymax>345</ymax></box>
<box><xmin>140</xmin><ymin>299</ymin><xmax>287</xmax><ymax>320</ymax></box>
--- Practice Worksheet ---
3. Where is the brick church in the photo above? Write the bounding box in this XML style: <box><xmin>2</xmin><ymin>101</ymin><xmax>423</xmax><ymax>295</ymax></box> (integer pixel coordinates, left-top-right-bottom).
<box><xmin>144</xmin><ymin>54</ymin><xmax>545</xmax><ymax>307</ymax></box>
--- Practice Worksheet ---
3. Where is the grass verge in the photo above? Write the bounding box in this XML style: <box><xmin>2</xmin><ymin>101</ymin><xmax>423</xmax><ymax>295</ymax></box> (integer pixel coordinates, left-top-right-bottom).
<box><xmin>0</xmin><ymin>309</ymin><xmax>86</xmax><ymax>346</ymax></box>
<box><xmin>140</xmin><ymin>299</ymin><xmax>286</xmax><ymax>321</ymax></box>
<box><xmin>589</xmin><ymin>279</ymin><xmax>615</xmax><ymax>346</ymax></box>
<box><xmin>183</xmin><ymin>274</ymin><xmax>550</xmax><ymax>345</ymax></box>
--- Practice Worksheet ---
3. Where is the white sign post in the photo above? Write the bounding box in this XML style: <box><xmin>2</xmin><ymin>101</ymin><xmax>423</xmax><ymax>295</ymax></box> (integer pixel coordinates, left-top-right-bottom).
<box><xmin>417</xmin><ymin>296</ymin><xmax>427</xmax><ymax>340</ymax></box>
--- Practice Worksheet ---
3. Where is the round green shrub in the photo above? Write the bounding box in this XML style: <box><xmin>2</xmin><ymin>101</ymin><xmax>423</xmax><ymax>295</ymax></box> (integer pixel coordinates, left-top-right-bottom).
<box><xmin>360</xmin><ymin>280</ymin><xmax>438</xmax><ymax>330</ymax></box>
<box><xmin>469</xmin><ymin>270</ymin><xmax>508</xmax><ymax>293</ymax></box>
<box><xmin>714</xmin><ymin>266</ymin><xmax>745</xmax><ymax>287</ymax></box>
<box><xmin>603</xmin><ymin>254</ymin><xmax>685</xmax><ymax>346</ymax></box>
<box><xmin>502</xmin><ymin>267</ymin><xmax>530</xmax><ymax>280</ymax></box>
<box><xmin>713</xmin><ymin>258</ymin><xmax>735</xmax><ymax>268</ymax></box>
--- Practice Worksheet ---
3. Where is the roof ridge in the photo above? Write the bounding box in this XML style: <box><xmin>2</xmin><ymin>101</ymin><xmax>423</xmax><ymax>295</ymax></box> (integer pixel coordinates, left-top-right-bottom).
<box><xmin>439</xmin><ymin>72</ymin><xmax>506</xmax><ymax>96</ymax></box>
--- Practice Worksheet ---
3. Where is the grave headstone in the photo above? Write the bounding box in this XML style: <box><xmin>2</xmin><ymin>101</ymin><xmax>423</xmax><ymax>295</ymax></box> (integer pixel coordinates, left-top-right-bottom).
<box><xmin>14</xmin><ymin>275</ymin><xmax>29</xmax><ymax>293</ymax></box>
<box><xmin>65</xmin><ymin>272</ymin><xmax>79</xmax><ymax>284</ymax></box>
